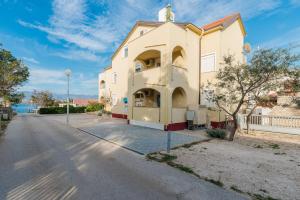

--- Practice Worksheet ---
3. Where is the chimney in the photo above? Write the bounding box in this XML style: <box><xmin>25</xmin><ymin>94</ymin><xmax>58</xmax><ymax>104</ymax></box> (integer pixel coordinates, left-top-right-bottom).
<box><xmin>158</xmin><ymin>4</ymin><xmax>175</xmax><ymax>22</ymax></box>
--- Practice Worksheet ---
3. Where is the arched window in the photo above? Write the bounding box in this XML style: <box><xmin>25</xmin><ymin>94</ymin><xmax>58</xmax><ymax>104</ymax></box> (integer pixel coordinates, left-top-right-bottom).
<box><xmin>100</xmin><ymin>80</ymin><xmax>105</xmax><ymax>89</ymax></box>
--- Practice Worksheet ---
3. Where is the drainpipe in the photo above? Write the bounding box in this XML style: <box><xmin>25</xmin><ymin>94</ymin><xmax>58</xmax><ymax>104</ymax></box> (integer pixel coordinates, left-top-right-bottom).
<box><xmin>198</xmin><ymin>27</ymin><xmax>205</xmax><ymax>105</ymax></box>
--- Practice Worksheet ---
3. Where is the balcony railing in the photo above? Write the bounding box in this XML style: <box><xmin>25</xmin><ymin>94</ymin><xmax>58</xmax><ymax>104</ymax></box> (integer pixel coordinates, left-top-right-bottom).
<box><xmin>134</xmin><ymin>67</ymin><xmax>161</xmax><ymax>85</ymax></box>
<box><xmin>171</xmin><ymin>65</ymin><xmax>187</xmax><ymax>82</ymax></box>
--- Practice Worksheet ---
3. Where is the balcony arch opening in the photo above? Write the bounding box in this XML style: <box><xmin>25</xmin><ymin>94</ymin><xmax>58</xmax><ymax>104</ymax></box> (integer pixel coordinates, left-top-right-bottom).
<box><xmin>134</xmin><ymin>50</ymin><xmax>161</xmax><ymax>73</ymax></box>
<box><xmin>133</xmin><ymin>88</ymin><xmax>160</xmax><ymax>108</ymax></box>
<box><xmin>172</xmin><ymin>87</ymin><xmax>187</xmax><ymax>108</ymax></box>
<box><xmin>172</xmin><ymin>46</ymin><xmax>186</xmax><ymax>68</ymax></box>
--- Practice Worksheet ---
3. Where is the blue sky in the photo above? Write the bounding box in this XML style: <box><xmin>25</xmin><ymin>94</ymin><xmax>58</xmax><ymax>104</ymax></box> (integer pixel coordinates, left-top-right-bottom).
<box><xmin>0</xmin><ymin>0</ymin><xmax>300</xmax><ymax>95</ymax></box>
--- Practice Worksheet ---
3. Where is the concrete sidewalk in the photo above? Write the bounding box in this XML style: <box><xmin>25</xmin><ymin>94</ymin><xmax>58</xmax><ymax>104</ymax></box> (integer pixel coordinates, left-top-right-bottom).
<box><xmin>46</xmin><ymin>114</ymin><xmax>209</xmax><ymax>154</ymax></box>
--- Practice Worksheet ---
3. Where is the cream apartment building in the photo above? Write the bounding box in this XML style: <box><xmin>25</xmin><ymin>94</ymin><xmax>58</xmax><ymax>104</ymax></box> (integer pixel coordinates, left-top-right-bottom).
<box><xmin>98</xmin><ymin>8</ymin><xmax>246</xmax><ymax>131</ymax></box>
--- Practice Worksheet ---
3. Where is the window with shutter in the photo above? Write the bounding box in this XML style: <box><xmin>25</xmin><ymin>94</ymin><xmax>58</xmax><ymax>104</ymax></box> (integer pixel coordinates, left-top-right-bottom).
<box><xmin>201</xmin><ymin>53</ymin><xmax>216</xmax><ymax>72</ymax></box>
<box><xmin>124</xmin><ymin>46</ymin><xmax>128</xmax><ymax>58</ymax></box>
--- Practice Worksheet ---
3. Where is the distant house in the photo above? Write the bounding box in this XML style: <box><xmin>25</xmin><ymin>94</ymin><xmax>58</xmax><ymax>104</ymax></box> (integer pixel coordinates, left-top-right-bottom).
<box><xmin>58</xmin><ymin>99</ymin><xmax>97</xmax><ymax>107</ymax></box>
<box><xmin>73</xmin><ymin>99</ymin><xmax>97</xmax><ymax>107</ymax></box>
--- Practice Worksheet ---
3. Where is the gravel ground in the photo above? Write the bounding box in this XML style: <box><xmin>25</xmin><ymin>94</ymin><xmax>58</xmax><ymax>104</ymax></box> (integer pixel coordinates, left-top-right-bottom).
<box><xmin>169</xmin><ymin>132</ymin><xmax>300</xmax><ymax>200</ymax></box>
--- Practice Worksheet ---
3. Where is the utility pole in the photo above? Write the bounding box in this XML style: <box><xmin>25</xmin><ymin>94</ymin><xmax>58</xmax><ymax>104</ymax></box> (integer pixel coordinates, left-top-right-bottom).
<box><xmin>65</xmin><ymin>69</ymin><xmax>72</xmax><ymax>125</ymax></box>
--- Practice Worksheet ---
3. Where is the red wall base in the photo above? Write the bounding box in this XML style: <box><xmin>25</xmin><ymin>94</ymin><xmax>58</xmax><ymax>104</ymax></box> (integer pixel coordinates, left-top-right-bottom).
<box><xmin>211</xmin><ymin>120</ymin><xmax>234</xmax><ymax>129</ymax></box>
<box><xmin>165</xmin><ymin>122</ymin><xmax>187</xmax><ymax>131</ymax></box>
<box><xmin>112</xmin><ymin>113</ymin><xmax>127</xmax><ymax>119</ymax></box>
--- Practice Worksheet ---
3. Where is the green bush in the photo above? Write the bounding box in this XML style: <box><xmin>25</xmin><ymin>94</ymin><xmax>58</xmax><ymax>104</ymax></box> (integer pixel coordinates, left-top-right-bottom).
<box><xmin>207</xmin><ymin>129</ymin><xmax>226</xmax><ymax>139</ymax></box>
<box><xmin>85</xmin><ymin>102</ymin><xmax>103</xmax><ymax>112</ymax></box>
<box><xmin>39</xmin><ymin>106</ymin><xmax>86</xmax><ymax>114</ymax></box>
<box><xmin>296</xmin><ymin>99</ymin><xmax>300</xmax><ymax>108</ymax></box>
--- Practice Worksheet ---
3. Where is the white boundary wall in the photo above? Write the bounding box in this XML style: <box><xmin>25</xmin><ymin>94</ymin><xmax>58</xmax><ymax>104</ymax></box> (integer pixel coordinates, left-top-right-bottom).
<box><xmin>239</xmin><ymin>114</ymin><xmax>300</xmax><ymax>135</ymax></box>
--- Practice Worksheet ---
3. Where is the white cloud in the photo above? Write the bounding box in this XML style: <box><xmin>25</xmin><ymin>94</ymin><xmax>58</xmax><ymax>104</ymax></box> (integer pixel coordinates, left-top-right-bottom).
<box><xmin>18</xmin><ymin>0</ymin><xmax>289</xmax><ymax>56</ymax></box>
<box><xmin>29</xmin><ymin>68</ymin><xmax>66</xmax><ymax>85</ymax></box>
<box><xmin>18</xmin><ymin>0</ymin><xmax>163</xmax><ymax>53</ymax></box>
<box><xmin>22</xmin><ymin>57</ymin><xmax>39</xmax><ymax>64</ymax></box>
<box><xmin>174</xmin><ymin>0</ymin><xmax>281</xmax><ymax>26</ymax></box>
<box><xmin>21</xmin><ymin>67</ymin><xmax>99</xmax><ymax>95</ymax></box>
<box><xmin>19</xmin><ymin>1</ymin><xmax>300</xmax><ymax>63</ymax></box>
<box><xmin>53</xmin><ymin>49</ymin><xmax>99</xmax><ymax>62</ymax></box>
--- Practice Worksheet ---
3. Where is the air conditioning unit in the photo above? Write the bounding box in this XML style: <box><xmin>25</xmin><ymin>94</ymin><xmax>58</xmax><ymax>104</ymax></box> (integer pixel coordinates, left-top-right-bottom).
<box><xmin>186</xmin><ymin>105</ymin><xmax>208</xmax><ymax>129</ymax></box>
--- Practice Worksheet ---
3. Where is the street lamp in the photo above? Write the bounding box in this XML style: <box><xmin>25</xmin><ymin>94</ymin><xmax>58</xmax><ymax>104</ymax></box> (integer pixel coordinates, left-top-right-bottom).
<box><xmin>64</xmin><ymin>69</ymin><xmax>72</xmax><ymax>124</ymax></box>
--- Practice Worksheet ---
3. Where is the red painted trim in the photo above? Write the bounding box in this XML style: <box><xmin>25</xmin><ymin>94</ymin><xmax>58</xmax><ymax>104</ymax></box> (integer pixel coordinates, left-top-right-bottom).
<box><xmin>112</xmin><ymin>113</ymin><xmax>127</xmax><ymax>119</ymax></box>
<box><xmin>211</xmin><ymin>120</ymin><xmax>233</xmax><ymax>129</ymax></box>
<box><xmin>166</xmin><ymin>122</ymin><xmax>187</xmax><ymax>131</ymax></box>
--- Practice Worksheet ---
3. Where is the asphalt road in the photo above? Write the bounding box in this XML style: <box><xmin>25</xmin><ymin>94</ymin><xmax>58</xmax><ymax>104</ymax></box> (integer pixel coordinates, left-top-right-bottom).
<box><xmin>0</xmin><ymin>115</ymin><xmax>248</xmax><ymax>200</ymax></box>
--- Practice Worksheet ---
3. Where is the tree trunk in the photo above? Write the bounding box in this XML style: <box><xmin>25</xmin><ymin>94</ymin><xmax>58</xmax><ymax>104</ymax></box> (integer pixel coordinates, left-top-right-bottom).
<box><xmin>228</xmin><ymin>115</ymin><xmax>238</xmax><ymax>141</ymax></box>
<box><xmin>246</xmin><ymin>115</ymin><xmax>250</xmax><ymax>134</ymax></box>
<box><xmin>246</xmin><ymin>106</ymin><xmax>256</xmax><ymax>134</ymax></box>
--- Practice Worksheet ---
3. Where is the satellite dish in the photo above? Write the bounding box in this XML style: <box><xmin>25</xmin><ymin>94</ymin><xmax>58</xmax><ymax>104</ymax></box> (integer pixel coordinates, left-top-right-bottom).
<box><xmin>243</xmin><ymin>43</ymin><xmax>251</xmax><ymax>54</ymax></box>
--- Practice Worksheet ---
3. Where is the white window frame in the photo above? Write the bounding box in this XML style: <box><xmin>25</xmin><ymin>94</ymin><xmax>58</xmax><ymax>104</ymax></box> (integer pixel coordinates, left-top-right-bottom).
<box><xmin>135</xmin><ymin>62</ymin><xmax>142</xmax><ymax>73</ymax></box>
<box><xmin>112</xmin><ymin>94</ymin><xmax>118</xmax><ymax>106</ymax></box>
<box><xmin>123</xmin><ymin>46</ymin><xmax>128</xmax><ymax>58</ymax></box>
<box><xmin>201</xmin><ymin>53</ymin><xmax>216</xmax><ymax>73</ymax></box>
<box><xmin>112</xmin><ymin>72</ymin><xmax>117</xmax><ymax>84</ymax></box>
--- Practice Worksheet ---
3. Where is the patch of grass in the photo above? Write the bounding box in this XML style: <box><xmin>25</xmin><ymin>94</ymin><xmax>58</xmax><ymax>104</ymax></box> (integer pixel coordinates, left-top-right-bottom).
<box><xmin>259</xmin><ymin>189</ymin><xmax>268</xmax><ymax>193</ymax></box>
<box><xmin>146</xmin><ymin>153</ymin><xmax>161</xmax><ymax>162</ymax></box>
<box><xmin>230</xmin><ymin>185</ymin><xmax>243</xmax><ymax>193</ymax></box>
<box><xmin>0</xmin><ymin>120</ymin><xmax>10</xmax><ymax>135</ymax></box>
<box><xmin>181</xmin><ymin>141</ymin><xmax>200</xmax><ymax>148</ymax></box>
<box><xmin>147</xmin><ymin>151</ymin><xmax>226</xmax><ymax>190</ymax></box>
<box><xmin>254</xmin><ymin>144</ymin><xmax>263</xmax><ymax>148</ymax></box>
<box><xmin>206</xmin><ymin>129</ymin><xmax>226</xmax><ymax>139</ymax></box>
<box><xmin>250</xmin><ymin>193</ymin><xmax>280</xmax><ymax>200</ymax></box>
<box><xmin>160</xmin><ymin>154</ymin><xmax>177</xmax><ymax>162</ymax></box>
<box><xmin>171</xmin><ymin>139</ymin><xmax>211</xmax><ymax>150</ymax></box>
<box><xmin>146</xmin><ymin>153</ymin><xmax>177</xmax><ymax>163</ymax></box>
<box><xmin>167</xmin><ymin>162</ymin><xmax>194</xmax><ymax>174</ymax></box>
<box><xmin>269</xmin><ymin>143</ymin><xmax>280</xmax><ymax>149</ymax></box>
<box><xmin>205</xmin><ymin>178</ymin><xmax>224</xmax><ymax>187</ymax></box>
<box><xmin>274</xmin><ymin>152</ymin><xmax>286</xmax><ymax>155</ymax></box>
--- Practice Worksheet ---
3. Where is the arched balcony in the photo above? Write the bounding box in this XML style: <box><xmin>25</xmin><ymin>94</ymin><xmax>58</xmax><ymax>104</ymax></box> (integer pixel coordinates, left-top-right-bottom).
<box><xmin>172</xmin><ymin>87</ymin><xmax>187</xmax><ymax>108</ymax></box>
<box><xmin>134</xmin><ymin>50</ymin><xmax>161</xmax><ymax>73</ymax></box>
<box><xmin>171</xmin><ymin>87</ymin><xmax>187</xmax><ymax>124</ymax></box>
<box><xmin>172</xmin><ymin>46</ymin><xmax>186</xmax><ymax>68</ymax></box>
<box><xmin>132</xmin><ymin>88</ymin><xmax>161</xmax><ymax>123</ymax></box>
<box><xmin>133</xmin><ymin>88</ymin><xmax>160</xmax><ymax>108</ymax></box>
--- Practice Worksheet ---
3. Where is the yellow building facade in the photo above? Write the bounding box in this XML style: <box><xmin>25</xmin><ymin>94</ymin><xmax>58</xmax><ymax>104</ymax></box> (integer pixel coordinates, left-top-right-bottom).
<box><xmin>98</xmin><ymin>13</ymin><xmax>246</xmax><ymax>130</ymax></box>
